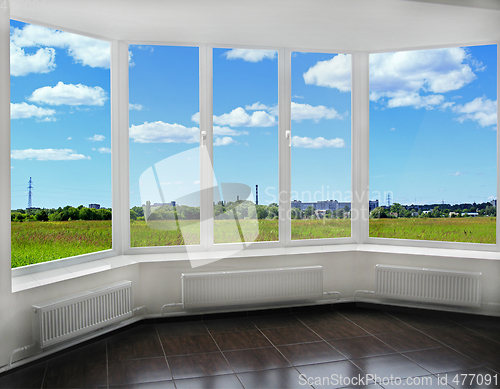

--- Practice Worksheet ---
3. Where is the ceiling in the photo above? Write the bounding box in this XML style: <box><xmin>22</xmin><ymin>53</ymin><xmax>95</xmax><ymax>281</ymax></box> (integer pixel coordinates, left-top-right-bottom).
<box><xmin>10</xmin><ymin>0</ymin><xmax>500</xmax><ymax>52</ymax></box>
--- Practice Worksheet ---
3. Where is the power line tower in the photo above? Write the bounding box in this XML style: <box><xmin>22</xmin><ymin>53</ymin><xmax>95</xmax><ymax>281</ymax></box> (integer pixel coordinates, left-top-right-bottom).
<box><xmin>386</xmin><ymin>193</ymin><xmax>391</xmax><ymax>207</ymax></box>
<box><xmin>27</xmin><ymin>177</ymin><xmax>33</xmax><ymax>209</ymax></box>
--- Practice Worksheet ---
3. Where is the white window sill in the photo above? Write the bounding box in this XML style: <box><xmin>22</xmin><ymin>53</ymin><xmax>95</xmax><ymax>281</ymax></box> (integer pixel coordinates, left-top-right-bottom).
<box><xmin>11</xmin><ymin>243</ymin><xmax>500</xmax><ymax>293</ymax></box>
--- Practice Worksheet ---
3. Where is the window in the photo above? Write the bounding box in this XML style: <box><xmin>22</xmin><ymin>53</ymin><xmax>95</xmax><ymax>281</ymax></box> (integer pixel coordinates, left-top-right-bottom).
<box><xmin>212</xmin><ymin>48</ymin><xmax>279</xmax><ymax>244</ymax></box>
<box><xmin>369</xmin><ymin>45</ymin><xmax>497</xmax><ymax>244</ymax></box>
<box><xmin>10</xmin><ymin>20</ymin><xmax>111</xmax><ymax>268</ymax></box>
<box><xmin>129</xmin><ymin>45</ymin><xmax>200</xmax><ymax>248</ymax></box>
<box><xmin>290</xmin><ymin>52</ymin><xmax>352</xmax><ymax>240</ymax></box>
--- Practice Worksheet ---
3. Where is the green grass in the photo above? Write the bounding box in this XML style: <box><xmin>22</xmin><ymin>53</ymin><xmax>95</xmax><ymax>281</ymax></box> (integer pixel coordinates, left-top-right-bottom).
<box><xmin>11</xmin><ymin>220</ymin><xmax>112</xmax><ymax>268</ymax></box>
<box><xmin>11</xmin><ymin>217</ymin><xmax>497</xmax><ymax>268</ymax></box>
<box><xmin>369</xmin><ymin>217</ymin><xmax>496</xmax><ymax>244</ymax></box>
<box><xmin>291</xmin><ymin>218</ymin><xmax>351</xmax><ymax>240</ymax></box>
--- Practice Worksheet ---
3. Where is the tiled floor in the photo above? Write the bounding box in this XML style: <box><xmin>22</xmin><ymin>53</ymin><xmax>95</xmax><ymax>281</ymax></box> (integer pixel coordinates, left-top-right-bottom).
<box><xmin>1</xmin><ymin>303</ymin><xmax>499</xmax><ymax>388</ymax></box>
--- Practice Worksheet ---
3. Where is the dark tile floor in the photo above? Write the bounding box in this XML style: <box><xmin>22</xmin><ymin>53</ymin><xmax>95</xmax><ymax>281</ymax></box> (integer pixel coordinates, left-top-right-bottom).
<box><xmin>1</xmin><ymin>304</ymin><xmax>499</xmax><ymax>388</ymax></box>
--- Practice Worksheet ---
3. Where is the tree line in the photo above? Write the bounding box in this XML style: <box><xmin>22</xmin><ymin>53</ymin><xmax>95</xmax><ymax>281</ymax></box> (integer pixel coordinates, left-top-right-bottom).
<box><xmin>11</xmin><ymin>205</ymin><xmax>112</xmax><ymax>222</ymax></box>
<box><xmin>370</xmin><ymin>202</ymin><xmax>496</xmax><ymax>219</ymax></box>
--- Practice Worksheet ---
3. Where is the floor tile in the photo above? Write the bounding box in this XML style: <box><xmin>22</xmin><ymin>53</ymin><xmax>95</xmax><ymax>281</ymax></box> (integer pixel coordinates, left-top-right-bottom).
<box><xmin>251</xmin><ymin>314</ymin><xmax>303</xmax><ymax>329</ymax></box>
<box><xmin>376</xmin><ymin>329</ymin><xmax>443</xmax><ymax>352</ymax></box>
<box><xmin>352</xmin><ymin>354</ymin><xmax>429</xmax><ymax>381</ymax></box>
<box><xmin>294</xmin><ymin>310</ymin><xmax>346</xmax><ymax>325</ymax></box>
<box><xmin>388</xmin><ymin>312</ymin><xmax>453</xmax><ymax>330</ymax></box>
<box><xmin>458</xmin><ymin>319</ymin><xmax>500</xmax><ymax>343</ymax></box>
<box><xmin>160</xmin><ymin>334</ymin><xmax>219</xmax><ymax>356</ymax></box>
<box><xmin>109</xmin><ymin>381</ymin><xmax>175</xmax><ymax>389</ymax></box>
<box><xmin>308</xmin><ymin>320</ymin><xmax>370</xmax><ymax>340</ymax></box>
<box><xmin>436</xmin><ymin>366</ymin><xmax>500</xmax><ymax>388</ymax></box>
<box><xmin>0</xmin><ymin>362</ymin><xmax>46</xmax><ymax>389</ymax></box>
<box><xmin>422</xmin><ymin>326</ymin><xmax>489</xmax><ymax>347</ymax></box>
<box><xmin>354</xmin><ymin>316</ymin><xmax>413</xmax><ymax>334</ymax></box>
<box><xmin>237</xmin><ymin>367</ymin><xmax>312</xmax><ymax>389</ymax></box>
<box><xmin>204</xmin><ymin>318</ymin><xmax>256</xmax><ymax>334</ymax></box>
<box><xmin>451</xmin><ymin>340</ymin><xmax>500</xmax><ymax>367</ymax></box>
<box><xmin>108</xmin><ymin>337</ymin><xmax>164</xmax><ymax>361</ymax></box>
<box><xmin>336</xmin><ymin>307</ymin><xmax>388</xmax><ymax>321</ymax></box>
<box><xmin>261</xmin><ymin>325</ymin><xmax>321</xmax><ymax>345</ymax></box>
<box><xmin>109</xmin><ymin>324</ymin><xmax>159</xmax><ymax>341</ymax></box>
<box><xmin>108</xmin><ymin>358</ymin><xmax>172</xmax><ymax>386</ymax></box>
<box><xmin>278</xmin><ymin>341</ymin><xmax>346</xmax><ymax>366</ymax></box>
<box><xmin>175</xmin><ymin>373</ymin><xmax>244</xmax><ymax>388</ymax></box>
<box><xmin>43</xmin><ymin>361</ymin><xmax>107</xmax><ymax>388</ymax></box>
<box><xmin>223</xmin><ymin>347</ymin><xmax>291</xmax><ymax>373</ymax></box>
<box><xmin>296</xmin><ymin>360</ymin><xmax>367</xmax><ymax>389</ymax></box>
<box><xmin>328</xmin><ymin>335</ymin><xmax>397</xmax><ymax>359</ymax></box>
<box><xmin>212</xmin><ymin>329</ymin><xmax>271</xmax><ymax>351</ymax></box>
<box><xmin>404</xmin><ymin>347</ymin><xmax>481</xmax><ymax>374</ymax></box>
<box><xmin>50</xmin><ymin>339</ymin><xmax>107</xmax><ymax>365</ymax></box>
<box><xmin>167</xmin><ymin>352</ymin><xmax>232</xmax><ymax>380</ymax></box>
<box><xmin>156</xmin><ymin>321</ymin><xmax>208</xmax><ymax>338</ymax></box>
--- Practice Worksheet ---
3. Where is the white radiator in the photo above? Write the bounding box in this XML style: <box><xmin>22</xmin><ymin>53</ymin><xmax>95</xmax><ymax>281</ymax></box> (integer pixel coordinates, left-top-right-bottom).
<box><xmin>33</xmin><ymin>281</ymin><xmax>133</xmax><ymax>348</ymax></box>
<box><xmin>181</xmin><ymin>266</ymin><xmax>323</xmax><ymax>308</ymax></box>
<box><xmin>375</xmin><ymin>265</ymin><xmax>481</xmax><ymax>307</ymax></box>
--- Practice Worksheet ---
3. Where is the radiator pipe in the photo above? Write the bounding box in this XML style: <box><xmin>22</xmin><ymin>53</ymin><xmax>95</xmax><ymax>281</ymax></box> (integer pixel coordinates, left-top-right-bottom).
<box><xmin>133</xmin><ymin>306</ymin><xmax>148</xmax><ymax>315</ymax></box>
<box><xmin>353</xmin><ymin>290</ymin><xmax>375</xmax><ymax>301</ymax></box>
<box><xmin>8</xmin><ymin>342</ymin><xmax>37</xmax><ymax>368</ymax></box>
<box><xmin>323</xmin><ymin>291</ymin><xmax>341</xmax><ymax>299</ymax></box>
<box><xmin>161</xmin><ymin>303</ymin><xmax>183</xmax><ymax>315</ymax></box>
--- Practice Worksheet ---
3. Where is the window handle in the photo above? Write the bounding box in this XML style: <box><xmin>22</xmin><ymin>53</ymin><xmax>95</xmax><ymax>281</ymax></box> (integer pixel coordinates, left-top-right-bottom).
<box><xmin>201</xmin><ymin>131</ymin><xmax>207</xmax><ymax>147</ymax></box>
<box><xmin>286</xmin><ymin>130</ymin><xmax>291</xmax><ymax>147</ymax></box>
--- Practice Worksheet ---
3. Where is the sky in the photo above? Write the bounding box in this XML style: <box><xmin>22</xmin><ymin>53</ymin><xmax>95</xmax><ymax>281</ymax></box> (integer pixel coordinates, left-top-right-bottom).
<box><xmin>10</xmin><ymin>20</ymin><xmax>498</xmax><ymax>210</ymax></box>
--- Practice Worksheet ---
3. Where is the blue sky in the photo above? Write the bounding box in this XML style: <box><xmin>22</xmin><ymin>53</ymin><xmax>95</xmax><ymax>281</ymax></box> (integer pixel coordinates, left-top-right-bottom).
<box><xmin>10</xmin><ymin>20</ymin><xmax>498</xmax><ymax>210</ymax></box>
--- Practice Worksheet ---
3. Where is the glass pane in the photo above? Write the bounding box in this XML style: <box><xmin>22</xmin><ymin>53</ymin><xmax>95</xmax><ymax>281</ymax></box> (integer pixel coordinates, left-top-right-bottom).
<box><xmin>291</xmin><ymin>52</ymin><xmax>352</xmax><ymax>240</ymax></box>
<box><xmin>129</xmin><ymin>45</ymin><xmax>200</xmax><ymax>247</ymax></box>
<box><xmin>10</xmin><ymin>20</ymin><xmax>111</xmax><ymax>268</ymax></box>
<box><xmin>212</xmin><ymin>48</ymin><xmax>279</xmax><ymax>244</ymax></box>
<box><xmin>369</xmin><ymin>45</ymin><xmax>497</xmax><ymax>243</ymax></box>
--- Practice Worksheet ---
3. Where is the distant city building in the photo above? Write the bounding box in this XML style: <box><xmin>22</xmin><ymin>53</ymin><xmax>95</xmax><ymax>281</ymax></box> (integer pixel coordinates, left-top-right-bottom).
<box><xmin>490</xmin><ymin>199</ymin><xmax>497</xmax><ymax>207</ymax></box>
<box><xmin>291</xmin><ymin>199</ymin><xmax>379</xmax><ymax>212</ymax></box>
<box><xmin>151</xmin><ymin>201</ymin><xmax>176</xmax><ymax>207</ymax></box>
<box><xmin>89</xmin><ymin>204</ymin><xmax>100</xmax><ymax>209</ymax></box>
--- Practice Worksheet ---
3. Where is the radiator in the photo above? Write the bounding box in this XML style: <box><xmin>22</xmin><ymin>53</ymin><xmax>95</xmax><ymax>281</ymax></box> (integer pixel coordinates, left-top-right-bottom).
<box><xmin>375</xmin><ymin>265</ymin><xmax>481</xmax><ymax>307</ymax></box>
<box><xmin>33</xmin><ymin>281</ymin><xmax>133</xmax><ymax>349</ymax></box>
<box><xmin>181</xmin><ymin>266</ymin><xmax>323</xmax><ymax>308</ymax></box>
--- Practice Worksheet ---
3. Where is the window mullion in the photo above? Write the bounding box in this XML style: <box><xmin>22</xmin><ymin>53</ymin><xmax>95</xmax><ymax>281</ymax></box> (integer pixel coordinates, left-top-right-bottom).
<box><xmin>111</xmin><ymin>40</ymin><xmax>130</xmax><ymax>255</ymax></box>
<box><xmin>351</xmin><ymin>52</ymin><xmax>370</xmax><ymax>244</ymax></box>
<box><xmin>200</xmin><ymin>44</ymin><xmax>214</xmax><ymax>250</ymax></box>
<box><xmin>279</xmin><ymin>48</ymin><xmax>292</xmax><ymax>247</ymax></box>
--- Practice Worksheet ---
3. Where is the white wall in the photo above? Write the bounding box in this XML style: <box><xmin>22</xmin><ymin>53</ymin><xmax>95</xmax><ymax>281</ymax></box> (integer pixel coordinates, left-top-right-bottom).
<box><xmin>1</xmin><ymin>250</ymin><xmax>499</xmax><ymax>369</ymax></box>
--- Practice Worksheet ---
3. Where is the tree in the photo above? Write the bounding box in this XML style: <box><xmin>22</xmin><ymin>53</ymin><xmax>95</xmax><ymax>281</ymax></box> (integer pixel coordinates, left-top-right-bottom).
<box><xmin>35</xmin><ymin>209</ymin><xmax>49</xmax><ymax>221</ymax></box>
<box><xmin>304</xmin><ymin>206</ymin><xmax>315</xmax><ymax>218</ymax></box>
<box><xmin>370</xmin><ymin>207</ymin><xmax>387</xmax><ymax>219</ymax></box>
<box><xmin>390</xmin><ymin>203</ymin><xmax>405</xmax><ymax>218</ymax></box>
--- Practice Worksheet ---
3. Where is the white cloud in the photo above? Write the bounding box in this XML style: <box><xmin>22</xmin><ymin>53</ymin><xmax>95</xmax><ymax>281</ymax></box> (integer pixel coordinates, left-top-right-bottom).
<box><xmin>386</xmin><ymin>93</ymin><xmax>445</xmax><ymax>109</ymax></box>
<box><xmin>11</xmin><ymin>148</ymin><xmax>90</xmax><ymax>161</ymax></box>
<box><xmin>98</xmin><ymin>147</ymin><xmax>111</xmax><ymax>153</ymax></box>
<box><xmin>214</xmin><ymin>137</ymin><xmax>235</xmax><ymax>146</ymax></box>
<box><xmin>292</xmin><ymin>136</ymin><xmax>345</xmax><ymax>149</ymax></box>
<box><xmin>223</xmin><ymin>49</ymin><xmax>276</xmax><ymax>62</ymax></box>
<box><xmin>10</xmin><ymin>41</ymin><xmax>56</xmax><ymax>76</ymax></box>
<box><xmin>213</xmin><ymin>107</ymin><xmax>276</xmax><ymax>127</ymax></box>
<box><xmin>67</xmin><ymin>137</ymin><xmax>72</xmax><ymax>140</ymax></box>
<box><xmin>245</xmin><ymin>102</ymin><xmax>269</xmax><ymax>111</ymax></box>
<box><xmin>28</xmin><ymin>82</ymin><xmax>107</xmax><ymax>106</ymax></box>
<box><xmin>452</xmin><ymin>97</ymin><xmax>497</xmax><ymax>128</ymax></box>
<box><xmin>291</xmin><ymin>102</ymin><xmax>344</xmax><ymax>122</ymax></box>
<box><xmin>11</xmin><ymin>24</ymin><xmax>110</xmax><ymax>69</ymax></box>
<box><xmin>87</xmin><ymin>134</ymin><xmax>105</xmax><ymax>142</ymax></box>
<box><xmin>130</xmin><ymin>121</ymin><xmax>199</xmax><ymax>143</ymax></box>
<box><xmin>303</xmin><ymin>54</ymin><xmax>352</xmax><ymax>92</ymax></box>
<box><xmin>390</xmin><ymin>127</ymin><xmax>396</xmax><ymax>131</ymax></box>
<box><xmin>10</xmin><ymin>102</ymin><xmax>55</xmax><ymax>119</ymax></box>
<box><xmin>129</xmin><ymin>103</ymin><xmax>143</xmax><ymax>111</ymax></box>
<box><xmin>369</xmin><ymin>48</ymin><xmax>476</xmax><ymax>109</ymax></box>
<box><xmin>213</xmin><ymin>126</ymin><xmax>248</xmax><ymax>136</ymax></box>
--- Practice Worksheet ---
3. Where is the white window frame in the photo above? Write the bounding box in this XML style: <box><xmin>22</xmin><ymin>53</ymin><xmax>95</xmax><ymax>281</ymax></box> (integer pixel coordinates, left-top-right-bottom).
<box><xmin>7</xmin><ymin>15</ymin><xmax>500</xmax><ymax>280</ymax></box>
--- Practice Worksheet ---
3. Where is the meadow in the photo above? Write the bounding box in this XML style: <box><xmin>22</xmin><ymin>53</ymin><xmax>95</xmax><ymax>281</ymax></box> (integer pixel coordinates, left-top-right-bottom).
<box><xmin>11</xmin><ymin>217</ymin><xmax>496</xmax><ymax>267</ymax></box>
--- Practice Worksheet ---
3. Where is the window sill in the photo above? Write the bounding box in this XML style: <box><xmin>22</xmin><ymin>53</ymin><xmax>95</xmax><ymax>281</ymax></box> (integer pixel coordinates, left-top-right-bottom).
<box><xmin>11</xmin><ymin>242</ymin><xmax>500</xmax><ymax>293</ymax></box>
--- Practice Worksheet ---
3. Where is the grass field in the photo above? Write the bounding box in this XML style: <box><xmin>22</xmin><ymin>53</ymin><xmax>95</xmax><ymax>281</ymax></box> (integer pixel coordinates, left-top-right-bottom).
<box><xmin>11</xmin><ymin>220</ymin><xmax>112</xmax><ymax>268</ymax></box>
<box><xmin>11</xmin><ymin>217</ymin><xmax>496</xmax><ymax>267</ymax></box>
<box><xmin>369</xmin><ymin>217</ymin><xmax>496</xmax><ymax>244</ymax></box>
